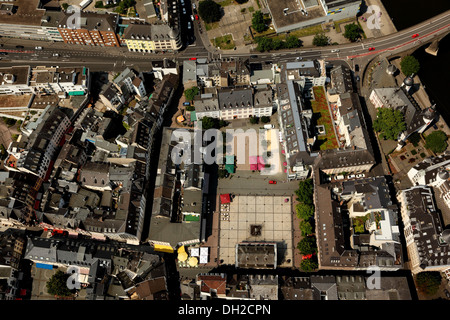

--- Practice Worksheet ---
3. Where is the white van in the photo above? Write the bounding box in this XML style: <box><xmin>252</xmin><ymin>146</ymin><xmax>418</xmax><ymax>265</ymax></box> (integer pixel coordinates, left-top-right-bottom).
<box><xmin>264</xmin><ymin>124</ymin><xmax>274</xmax><ymax>129</ymax></box>
<box><xmin>35</xmin><ymin>46</ymin><xmax>43</xmax><ymax>50</ymax></box>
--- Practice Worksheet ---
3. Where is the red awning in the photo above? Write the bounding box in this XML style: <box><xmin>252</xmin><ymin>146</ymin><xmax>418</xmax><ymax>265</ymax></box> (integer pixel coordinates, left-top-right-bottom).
<box><xmin>220</xmin><ymin>194</ymin><xmax>231</xmax><ymax>204</ymax></box>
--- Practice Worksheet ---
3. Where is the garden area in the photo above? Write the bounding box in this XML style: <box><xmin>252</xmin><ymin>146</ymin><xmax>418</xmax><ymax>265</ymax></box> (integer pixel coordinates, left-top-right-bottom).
<box><xmin>212</xmin><ymin>34</ymin><xmax>236</xmax><ymax>50</ymax></box>
<box><xmin>310</xmin><ymin>86</ymin><xmax>339</xmax><ymax>151</ymax></box>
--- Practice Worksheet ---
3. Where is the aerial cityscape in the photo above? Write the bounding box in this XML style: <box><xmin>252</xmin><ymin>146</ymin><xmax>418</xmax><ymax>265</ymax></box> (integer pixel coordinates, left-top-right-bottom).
<box><xmin>0</xmin><ymin>0</ymin><xmax>449</xmax><ymax>306</ymax></box>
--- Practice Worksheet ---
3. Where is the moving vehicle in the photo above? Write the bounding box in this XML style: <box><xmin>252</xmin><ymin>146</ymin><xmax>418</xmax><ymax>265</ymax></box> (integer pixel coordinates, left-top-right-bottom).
<box><xmin>35</xmin><ymin>46</ymin><xmax>43</xmax><ymax>50</ymax></box>
<box><xmin>189</xmin><ymin>57</ymin><xmax>196</xmax><ymax>60</ymax></box>
<box><xmin>296</xmin><ymin>56</ymin><xmax>302</xmax><ymax>60</ymax></box>
<box><xmin>368</xmin><ymin>47</ymin><xmax>375</xmax><ymax>51</ymax></box>
<box><xmin>269</xmin><ymin>180</ymin><xmax>277</xmax><ymax>184</ymax></box>
<box><xmin>355</xmin><ymin>64</ymin><xmax>359</xmax><ymax>72</ymax></box>
<box><xmin>190</xmin><ymin>15</ymin><xmax>194</xmax><ymax>21</ymax></box>
<box><xmin>356</xmin><ymin>75</ymin><xmax>360</xmax><ymax>81</ymax></box>
<box><xmin>187</xmin><ymin>22</ymin><xmax>191</xmax><ymax>29</ymax></box>
<box><xmin>412</xmin><ymin>33</ymin><xmax>419</xmax><ymax>38</ymax></box>
<box><xmin>16</xmin><ymin>45</ymin><xmax>24</xmax><ymax>49</ymax></box>
<box><xmin>53</xmin><ymin>53</ymin><xmax>59</xmax><ymax>57</ymax></box>
<box><xmin>0</xmin><ymin>52</ymin><xmax>8</xmax><ymax>55</ymax></box>
<box><xmin>331</xmin><ymin>49</ymin><xmax>340</xmax><ymax>53</ymax></box>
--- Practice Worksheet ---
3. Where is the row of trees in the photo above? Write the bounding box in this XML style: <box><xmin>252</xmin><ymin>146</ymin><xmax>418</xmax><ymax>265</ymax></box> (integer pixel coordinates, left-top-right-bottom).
<box><xmin>312</xmin><ymin>23</ymin><xmax>363</xmax><ymax>47</ymax></box>
<box><xmin>255</xmin><ymin>35</ymin><xmax>301</xmax><ymax>52</ymax></box>
<box><xmin>294</xmin><ymin>179</ymin><xmax>318</xmax><ymax>272</ymax></box>
<box><xmin>249</xmin><ymin>116</ymin><xmax>270</xmax><ymax>124</ymax></box>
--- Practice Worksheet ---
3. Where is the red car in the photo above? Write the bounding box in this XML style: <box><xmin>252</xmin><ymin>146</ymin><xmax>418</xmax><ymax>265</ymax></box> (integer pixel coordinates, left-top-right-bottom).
<box><xmin>195</xmin><ymin>14</ymin><xmax>199</xmax><ymax>20</ymax></box>
<box><xmin>368</xmin><ymin>47</ymin><xmax>375</xmax><ymax>51</ymax></box>
<box><xmin>189</xmin><ymin>57</ymin><xmax>197</xmax><ymax>61</ymax></box>
<box><xmin>269</xmin><ymin>180</ymin><xmax>277</xmax><ymax>184</ymax></box>
<box><xmin>412</xmin><ymin>33</ymin><xmax>419</xmax><ymax>38</ymax></box>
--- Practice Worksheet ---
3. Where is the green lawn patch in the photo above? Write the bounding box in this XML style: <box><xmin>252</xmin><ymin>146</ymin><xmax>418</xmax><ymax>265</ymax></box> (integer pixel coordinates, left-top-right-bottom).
<box><xmin>290</xmin><ymin>24</ymin><xmax>324</xmax><ymax>38</ymax></box>
<box><xmin>217</xmin><ymin>0</ymin><xmax>235</xmax><ymax>6</ymax></box>
<box><xmin>212</xmin><ymin>34</ymin><xmax>235</xmax><ymax>50</ymax></box>
<box><xmin>248</xmin><ymin>6</ymin><xmax>255</xmax><ymax>12</ymax></box>
<box><xmin>205</xmin><ymin>21</ymin><xmax>219</xmax><ymax>31</ymax></box>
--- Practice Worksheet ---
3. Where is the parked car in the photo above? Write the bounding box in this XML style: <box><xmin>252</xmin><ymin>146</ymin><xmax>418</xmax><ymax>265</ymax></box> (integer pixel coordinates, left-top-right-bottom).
<box><xmin>195</xmin><ymin>14</ymin><xmax>199</xmax><ymax>20</ymax></box>
<box><xmin>264</xmin><ymin>124</ymin><xmax>274</xmax><ymax>129</ymax></box>
<box><xmin>182</xmin><ymin>7</ymin><xmax>186</xmax><ymax>14</ymax></box>
<box><xmin>269</xmin><ymin>180</ymin><xmax>277</xmax><ymax>184</ymax></box>
<box><xmin>355</xmin><ymin>64</ymin><xmax>359</xmax><ymax>72</ymax></box>
<box><xmin>53</xmin><ymin>53</ymin><xmax>59</xmax><ymax>57</ymax></box>
<box><xmin>356</xmin><ymin>75</ymin><xmax>360</xmax><ymax>81</ymax></box>
<box><xmin>35</xmin><ymin>46</ymin><xmax>43</xmax><ymax>50</ymax></box>
<box><xmin>183</xmin><ymin>102</ymin><xmax>191</xmax><ymax>106</ymax></box>
<box><xmin>444</xmin><ymin>289</ymin><xmax>450</xmax><ymax>298</ymax></box>
<box><xmin>192</xmin><ymin>3</ymin><xmax>196</xmax><ymax>9</ymax></box>
<box><xmin>356</xmin><ymin>173</ymin><xmax>365</xmax><ymax>178</ymax></box>
<box><xmin>348</xmin><ymin>174</ymin><xmax>356</xmax><ymax>179</ymax></box>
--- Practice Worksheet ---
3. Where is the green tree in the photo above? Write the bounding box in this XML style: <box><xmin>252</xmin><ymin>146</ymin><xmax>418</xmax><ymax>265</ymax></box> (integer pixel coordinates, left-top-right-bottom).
<box><xmin>255</xmin><ymin>37</ymin><xmax>273</xmax><ymax>52</ymax></box>
<box><xmin>296</xmin><ymin>203</ymin><xmax>314</xmax><ymax>220</ymax></box>
<box><xmin>198</xmin><ymin>0</ymin><xmax>222</xmax><ymax>23</ymax></box>
<box><xmin>415</xmin><ymin>271</ymin><xmax>442</xmax><ymax>296</ymax></box>
<box><xmin>408</xmin><ymin>131</ymin><xmax>421</xmax><ymax>147</ymax></box>
<box><xmin>312</xmin><ymin>33</ymin><xmax>330</xmax><ymax>46</ymax></box>
<box><xmin>260</xmin><ymin>116</ymin><xmax>270</xmax><ymax>123</ymax></box>
<box><xmin>373</xmin><ymin>108</ymin><xmax>406</xmax><ymax>140</ymax></box>
<box><xmin>184</xmin><ymin>87</ymin><xmax>199</xmax><ymax>101</ymax></box>
<box><xmin>250</xmin><ymin>116</ymin><xmax>259</xmax><ymax>124</ymax></box>
<box><xmin>343</xmin><ymin>23</ymin><xmax>363</xmax><ymax>42</ymax></box>
<box><xmin>61</xmin><ymin>3</ymin><xmax>69</xmax><ymax>10</ymax></box>
<box><xmin>299</xmin><ymin>220</ymin><xmax>313</xmax><ymax>236</ymax></box>
<box><xmin>295</xmin><ymin>178</ymin><xmax>314</xmax><ymax>205</ymax></box>
<box><xmin>300</xmin><ymin>256</ymin><xmax>318</xmax><ymax>272</ymax></box>
<box><xmin>186</xmin><ymin>106</ymin><xmax>195</xmax><ymax>111</ymax></box>
<box><xmin>252</xmin><ymin>11</ymin><xmax>267</xmax><ymax>33</ymax></box>
<box><xmin>95</xmin><ymin>1</ymin><xmax>104</xmax><ymax>8</ymax></box>
<box><xmin>284</xmin><ymin>35</ymin><xmax>301</xmax><ymax>49</ymax></box>
<box><xmin>425</xmin><ymin>130</ymin><xmax>448</xmax><ymax>154</ymax></box>
<box><xmin>46</xmin><ymin>270</ymin><xmax>73</xmax><ymax>297</ymax></box>
<box><xmin>271</xmin><ymin>38</ymin><xmax>284</xmax><ymax>50</ymax></box>
<box><xmin>400</xmin><ymin>55</ymin><xmax>420</xmax><ymax>77</ymax></box>
<box><xmin>200</xmin><ymin>116</ymin><xmax>217</xmax><ymax>130</ymax></box>
<box><xmin>297</xmin><ymin>236</ymin><xmax>317</xmax><ymax>255</ymax></box>
<box><xmin>218</xmin><ymin>169</ymin><xmax>228</xmax><ymax>179</ymax></box>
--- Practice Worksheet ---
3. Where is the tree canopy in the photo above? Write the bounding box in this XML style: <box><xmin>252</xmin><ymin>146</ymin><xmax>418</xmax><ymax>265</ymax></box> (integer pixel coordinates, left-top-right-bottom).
<box><xmin>299</xmin><ymin>220</ymin><xmax>313</xmax><ymax>236</ymax></box>
<box><xmin>295</xmin><ymin>203</ymin><xmax>314</xmax><ymax>221</ymax></box>
<box><xmin>312</xmin><ymin>33</ymin><xmax>330</xmax><ymax>46</ymax></box>
<box><xmin>415</xmin><ymin>271</ymin><xmax>442</xmax><ymax>295</ymax></box>
<box><xmin>200</xmin><ymin>116</ymin><xmax>227</xmax><ymax>130</ymax></box>
<box><xmin>295</xmin><ymin>179</ymin><xmax>314</xmax><ymax>205</ymax></box>
<box><xmin>373</xmin><ymin>108</ymin><xmax>406</xmax><ymax>140</ymax></box>
<box><xmin>343</xmin><ymin>23</ymin><xmax>363</xmax><ymax>42</ymax></box>
<box><xmin>297</xmin><ymin>236</ymin><xmax>317</xmax><ymax>255</ymax></box>
<box><xmin>46</xmin><ymin>270</ymin><xmax>73</xmax><ymax>297</ymax></box>
<box><xmin>300</xmin><ymin>256</ymin><xmax>318</xmax><ymax>272</ymax></box>
<box><xmin>252</xmin><ymin>11</ymin><xmax>267</xmax><ymax>33</ymax></box>
<box><xmin>198</xmin><ymin>0</ymin><xmax>222</xmax><ymax>23</ymax></box>
<box><xmin>249</xmin><ymin>116</ymin><xmax>259</xmax><ymax>124</ymax></box>
<box><xmin>400</xmin><ymin>55</ymin><xmax>420</xmax><ymax>77</ymax></box>
<box><xmin>184</xmin><ymin>87</ymin><xmax>199</xmax><ymax>101</ymax></box>
<box><xmin>425</xmin><ymin>130</ymin><xmax>448</xmax><ymax>154</ymax></box>
<box><xmin>260</xmin><ymin>116</ymin><xmax>270</xmax><ymax>123</ymax></box>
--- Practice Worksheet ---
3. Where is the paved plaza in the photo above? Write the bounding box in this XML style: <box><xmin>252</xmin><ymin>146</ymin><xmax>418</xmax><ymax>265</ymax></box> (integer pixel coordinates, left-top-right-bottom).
<box><xmin>218</xmin><ymin>195</ymin><xmax>293</xmax><ymax>267</ymax></box>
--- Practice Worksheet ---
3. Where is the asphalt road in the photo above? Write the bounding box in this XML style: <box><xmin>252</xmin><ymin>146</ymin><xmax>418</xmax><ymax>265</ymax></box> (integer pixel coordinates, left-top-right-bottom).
<box><xmin>0</xmin><ymin>11</ymin><xmax>447</xmax><ymax>72</ymax></box>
